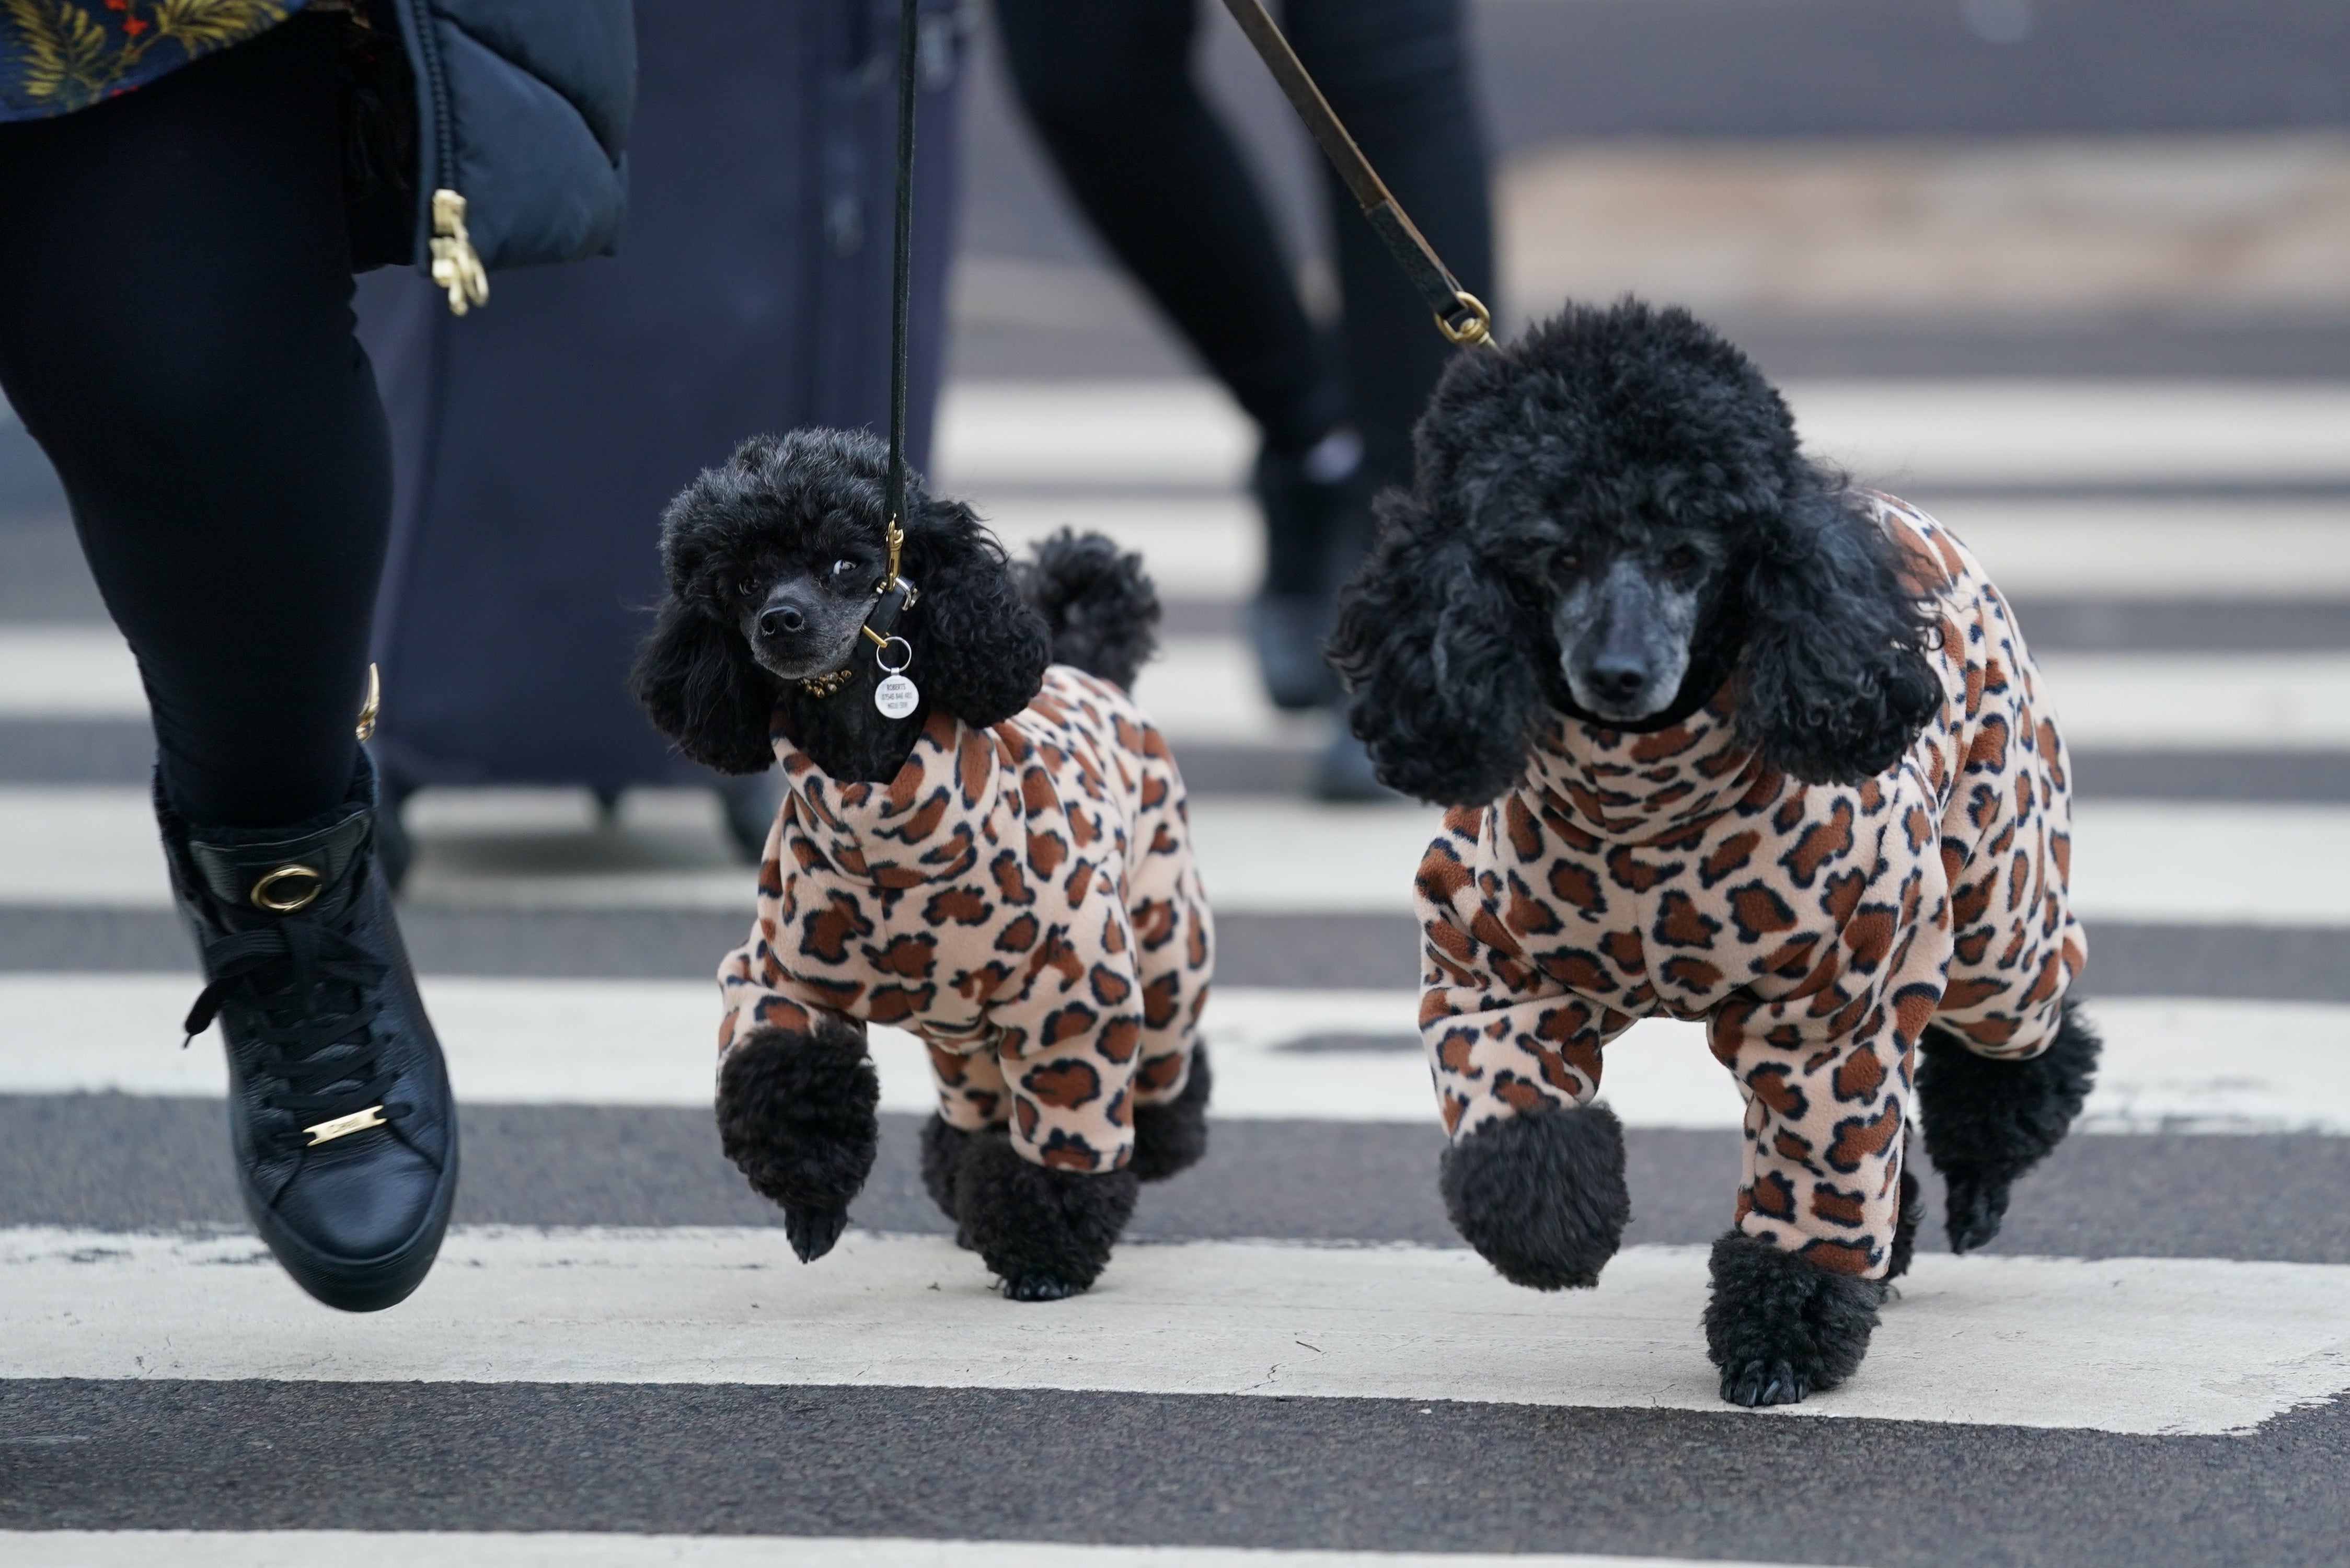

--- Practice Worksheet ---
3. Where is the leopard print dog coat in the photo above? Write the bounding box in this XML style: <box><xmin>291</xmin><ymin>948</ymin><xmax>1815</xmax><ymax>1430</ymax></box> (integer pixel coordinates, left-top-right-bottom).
<box><xmin>1418</xmin><ymin>495</ymin><xmax>2084</xmax><ymax>1279</ymax></box>
<box><xmin>718</xmin><ymin>664</ymin><xmax>1214</xmax><ymax>1174</ymax></box>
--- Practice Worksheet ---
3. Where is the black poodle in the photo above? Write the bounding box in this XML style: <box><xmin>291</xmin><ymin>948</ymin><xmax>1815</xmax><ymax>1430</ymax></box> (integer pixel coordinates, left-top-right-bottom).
<box><xmin>1330</xmin><ymin>299</ymin><xmax>2099</xmax><ymax>1406</ymax></box>
<box><xmin>631</xmin><ymin>428</ymin><xmax>1213</xmax><ymax>1300</ymax></box>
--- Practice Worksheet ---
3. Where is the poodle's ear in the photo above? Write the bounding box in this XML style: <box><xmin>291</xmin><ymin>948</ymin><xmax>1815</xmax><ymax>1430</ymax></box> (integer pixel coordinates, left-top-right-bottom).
<box><xmin>1736</xmin><ymin>490</ymin><xmax>1943</xmax><ymax>785</ymax></box>
<box><xmin>629</xmin><ymin>598</ymin><xmax>781</xmax><ymax>776</ymax></box>
<box><xmin>1329</xmin><ymin>493</ymin><xmax>1547</xmax><ymax>806</ymax></box>
<box><xmin>903</xmin><ymin>494</ymin><xmax>1052</xmax><ymax>728</ymax></box>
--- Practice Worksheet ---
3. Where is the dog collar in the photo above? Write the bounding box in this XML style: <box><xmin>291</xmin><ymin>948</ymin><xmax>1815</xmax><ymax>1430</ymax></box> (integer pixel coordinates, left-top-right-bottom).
<box><xmin>799</xmin><ymin>515</ymin><xmax>921</xmax><ymax>700</ymax></box>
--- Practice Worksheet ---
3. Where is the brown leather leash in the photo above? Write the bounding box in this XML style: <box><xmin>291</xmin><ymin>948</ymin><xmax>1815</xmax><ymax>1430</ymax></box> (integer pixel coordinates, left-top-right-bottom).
<box><xmin>1214</xmin><ymin>0</ymin><xmax>1494</xmax><ymax>350</ymax></box>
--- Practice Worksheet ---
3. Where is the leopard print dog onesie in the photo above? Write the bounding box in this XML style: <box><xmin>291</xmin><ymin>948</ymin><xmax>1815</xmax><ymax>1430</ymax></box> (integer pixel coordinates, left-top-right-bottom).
<box><xmin>1419</xmin><ymin>494</ymin><xmax>2084</xmax><ymax>1279</ymax></box>
<box><xmin>719</xmin><ymin>664</ymin><xmax>1214</xmax><ymax>1174</ymax></box>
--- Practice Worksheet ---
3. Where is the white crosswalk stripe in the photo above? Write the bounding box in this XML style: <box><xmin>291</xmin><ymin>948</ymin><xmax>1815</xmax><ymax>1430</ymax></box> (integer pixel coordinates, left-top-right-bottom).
<box><xmin>9</xmin><ymin>1227</ymin><xmax>2347</xmax><ymax>1435</ymax></box>
<box><xmin>6</xmin><ymin>785</ymin><xmax>2350</xmax><ymax>923</ymax></box>
<box><xmin>6</xmin><ymin>978</ymin><xmax>2348</xmax><ymax>1135</ymax></box>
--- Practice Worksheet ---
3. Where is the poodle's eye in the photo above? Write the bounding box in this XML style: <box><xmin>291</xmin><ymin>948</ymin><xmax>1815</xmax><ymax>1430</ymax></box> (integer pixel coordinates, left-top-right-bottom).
<box><xmin>1664</xmin><ymin>545</ymin><xmax>1702</xmax><ymax>573</ymax></box>
<box><xmin>736</xmin><ymin>577</ymin><xmax>759</xmax><ymax>598</ymax></box>
<box><xmin>1556</xmin><ymin>550</ymin><xmax>1586</xmax><ymax>578</ymax></box>
<box><xmin>830</xmin><ymin>558</ymin><xmax>859</xmax><ymax>580</ymax></box>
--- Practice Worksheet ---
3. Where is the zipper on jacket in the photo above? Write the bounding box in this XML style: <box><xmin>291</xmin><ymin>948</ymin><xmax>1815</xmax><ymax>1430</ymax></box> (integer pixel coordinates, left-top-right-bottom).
<box><xmin>405</xmin><ymin>4</ymin><xmax>487</xmax><ymax>315</ymax></box>
<box><xmin>429</xmin><ymin>190</ymin><xmax>488</xmax><ymax>315</ymax></box>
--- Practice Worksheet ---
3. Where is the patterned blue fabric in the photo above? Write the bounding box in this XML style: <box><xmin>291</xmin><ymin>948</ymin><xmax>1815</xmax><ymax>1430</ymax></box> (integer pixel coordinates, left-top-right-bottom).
<box><xmin>0</xmin><ymin>1</ymin><xmax>311</xmax><ymax>122</ymax></box>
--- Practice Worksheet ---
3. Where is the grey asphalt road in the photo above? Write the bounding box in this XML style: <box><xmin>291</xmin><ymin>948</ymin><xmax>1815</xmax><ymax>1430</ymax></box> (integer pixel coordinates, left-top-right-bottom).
<box><xmin>7</xmin><ymin>1099</ymin><xmax>2350</xmax><ymax>1267</ymax></box>
<box><xmin>4</xmin><ymin>1379</ymin><xmax>2346</xmax><ymax>1566</ymax></box>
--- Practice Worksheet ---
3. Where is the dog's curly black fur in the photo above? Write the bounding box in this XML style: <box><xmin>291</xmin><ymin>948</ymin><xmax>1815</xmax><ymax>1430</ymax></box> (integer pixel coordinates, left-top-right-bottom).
<box><xmin>1128</xmin><ymin>1043</ymin><xmax>1212</xmax><ymax>1183</ymax></box>
<box><xmin>951</xmin><ymin>1127</ymin><xmax>1141</xmax><ymax>1301</ymax></box>
<box><xmin>1918</xmin><ymin>998</ymin><xmax>2102</xmax><ymax>1253</ymax></box>
<box><xmin>1704</xmin><ymin>1231</ymin><xmax>1887</xmax><ymax>1407</ymax></box>
<box><xmin>633</xmin><ymin>428</ymin><xmax>1070</xmax><ymax>783</ymax></box>
<box><xmin>637</xmin><ymin>428</ymin><xmax>1173</xmax><ymax>1301</ymax></box>
<box><xmin>1441</xmin><ymin>1103</ymin><xmax>1630</xmax><ymax>1289</ymax></box>
<box><xmin>1329</xmin><ymin>299</ymin><xmax>1943</xmax><ymax>806</ymax></box>
<box><xmin>714</xmin><ymin>1014</ymin><xmax>880</xmax><ymax>1263</ymax></box>
<box><xmin>1016</xmin><ymin>528</ymin><xmax>1160</xmax><ymax>693</ymax></box>
<box><xmin>1887</xmin><ymin>1164</ymin><xmax>1922</xmax><ymax>1283</ymax></box>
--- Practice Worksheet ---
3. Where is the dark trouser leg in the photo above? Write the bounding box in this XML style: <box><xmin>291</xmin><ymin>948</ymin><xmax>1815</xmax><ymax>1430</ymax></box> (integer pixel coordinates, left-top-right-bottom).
<box><xmin>0</xmin><ymin>14</ymin><xmax>389</xmax><ymax>828</ymax></box>
<box><xmin>1288</xmin><ymin>0</ymin><xmax>1495</xmax><ymax>543</ymax></box>
<box><xmin>992</xmin><ymin>0</ymin><xmax>1334</xmax><ymax>460</ymax></box>
<box><xmin>0</xmin><ymin>17</ymin><xmax>458</xmax><ymax>1312</ymax></box>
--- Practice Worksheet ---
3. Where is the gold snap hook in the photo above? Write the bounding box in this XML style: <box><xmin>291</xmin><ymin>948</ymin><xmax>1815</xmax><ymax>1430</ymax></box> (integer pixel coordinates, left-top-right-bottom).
<box><xmin>355</xmin><ymin>663</ymin><xmax>381</xmax><ymax>743</ymax></box>
<box><xmin>251</xmin><ymin>863</ymin><xmax>325</xmax><ymax>914</ymax></box>
<box><xmin>1438</xmin><ymin>290</ymin><xmax>1494</xmax><ymax>348</ymax></box>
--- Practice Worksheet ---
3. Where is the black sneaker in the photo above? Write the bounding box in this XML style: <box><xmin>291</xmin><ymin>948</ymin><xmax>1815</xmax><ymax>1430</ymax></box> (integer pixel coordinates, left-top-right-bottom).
<box><xmin>158</xmin><ymin>753</ymin><xmax>457</xmax><ymax>1312</ymax></box>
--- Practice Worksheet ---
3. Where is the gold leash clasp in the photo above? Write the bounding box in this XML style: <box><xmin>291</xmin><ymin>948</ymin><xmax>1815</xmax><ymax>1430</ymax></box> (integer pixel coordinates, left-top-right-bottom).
<box><xmin>1438</xmin><ymin>291</ymin><xmax>1495</xmax><ymax>349</ymax></box>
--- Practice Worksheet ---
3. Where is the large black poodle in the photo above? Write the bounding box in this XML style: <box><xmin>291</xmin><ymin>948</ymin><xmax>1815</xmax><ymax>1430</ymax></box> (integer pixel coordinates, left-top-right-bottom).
<box><xmin>631</xmin><ymin>428</ymin><xmax>1214</xmax><ymax>1300</ymax></box>
<box><xmin>1329</xmin><ymin>299</ymin><xmax>2100</xmax><ymax>1406</ymax></box>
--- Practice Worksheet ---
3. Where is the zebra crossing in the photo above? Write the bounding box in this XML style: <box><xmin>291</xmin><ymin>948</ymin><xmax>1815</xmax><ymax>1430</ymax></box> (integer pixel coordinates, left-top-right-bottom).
<box><xmin>6</xmin><ymin>379</ymin><xmax>2350</xmax><ymax>1564</ymax></box>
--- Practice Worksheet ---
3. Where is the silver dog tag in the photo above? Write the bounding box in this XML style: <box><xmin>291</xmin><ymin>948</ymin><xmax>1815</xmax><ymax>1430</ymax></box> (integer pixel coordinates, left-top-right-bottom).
<box><xmin>874</xmin><ymin>674</ymin><xmax>920</xmax><ymax>719</ymax></box>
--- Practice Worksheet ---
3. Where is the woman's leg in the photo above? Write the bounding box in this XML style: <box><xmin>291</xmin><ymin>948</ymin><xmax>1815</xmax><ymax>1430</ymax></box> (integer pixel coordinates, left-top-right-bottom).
<box><xmin>992</xmin><ymin>0</ymin><xmax>1335</xmax><ymax>463</ymax></box>
<box><xmin>0</xmin><ymin>16</ymin><xmax>458</xmax><ymax>1313</ymax></box>
<box><xmin>0</xmin><ymin>13</ymin><xmax>388</xmax><ymax>828</ymax></box>
<box><xmin>1289</xmin><ymin>0</ymin><xmax>1495</xmax><ymax>503</ymax></box>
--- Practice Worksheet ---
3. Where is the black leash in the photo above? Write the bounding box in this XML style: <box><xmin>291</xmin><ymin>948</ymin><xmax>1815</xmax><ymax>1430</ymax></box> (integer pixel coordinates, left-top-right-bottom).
<box><xmin>883</xmin><ymin>0</ymin><xmax>920</xmax><ymax>556</ymax></box>
<box><xmin>1214</xmin><ymin>0</ymin><xmax>1494</xmax><ymax>350</ymax></box>
<box><xmin>810</xmin><ymin>0</ymin><xmax>925</xmax><ymax>709</ymax></box>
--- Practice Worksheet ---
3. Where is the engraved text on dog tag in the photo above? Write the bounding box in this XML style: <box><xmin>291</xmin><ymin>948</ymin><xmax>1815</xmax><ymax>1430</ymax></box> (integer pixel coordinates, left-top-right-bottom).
<box><xmin>874</xmin><ymin>674</ymin><xmax>920</xmax><ymax>719</ymax></box>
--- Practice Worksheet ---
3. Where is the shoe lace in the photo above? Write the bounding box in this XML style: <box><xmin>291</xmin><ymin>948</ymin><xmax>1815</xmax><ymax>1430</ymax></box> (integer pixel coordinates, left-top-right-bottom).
<box><xmin>182</xmin><ymin>916</ymin><xmax>408</xmax><ymax>1152</ymax></box>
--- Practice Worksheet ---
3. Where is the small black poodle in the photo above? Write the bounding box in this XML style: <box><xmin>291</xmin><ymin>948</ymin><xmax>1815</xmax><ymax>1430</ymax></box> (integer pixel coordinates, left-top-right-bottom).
<box><xmin>631</xmin><ymin>428</ymin><xmax>1215</xmax><ymax>1300</ymax></box>
<box><xmin>1330</xmin><ymin>299</ymin><xmax>2099</xmax><ymax>1406</ymax></box>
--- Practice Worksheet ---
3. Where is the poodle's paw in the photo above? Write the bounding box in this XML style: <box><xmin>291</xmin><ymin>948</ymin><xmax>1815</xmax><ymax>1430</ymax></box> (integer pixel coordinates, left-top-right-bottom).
<box><xmin>1916</xmin><ymin>1002</ymin><xmax>2101</xmax><ymax>1251</ymax></box>
<box><xmin>1702</xmin><ymin>1231</ymin><xmax>1885</xmax><ymax>1409</ymax></box>
<box><xmin>1942</xmin><ymin>1170</ymin><xmax>2012</xmax><ymax>1253</ymax></box>
<box><xmin>1129</xmin><ymin>1044</ymin><xmax>1211</xmax><ymax>1183</ymax></box>
<box><xmin>1440</xmin><ymin>1104</ymin><xmax>1630</xmax><ymax>1289</ymax></box>
<box><xmin>784</xmin><ymin>1205</ymin><xmax>850</xmax><ymax>1263</ymax></box>
<box><xmin>1720</xmin><ymin>1358</ymin><xmax>1811</xmax><ymax>1409</ymax></box>
<box><xmin>919</xmin><ymin>1114</ymin><xmax>976</xmax><ymax>1230</ymax></box>
<box><xmin>957</xmin><ymin>1133</ymin><xmax>1138</xmax><ymax>1302</ymax></box>
<box><xmin>1885</xmin><ymin>1165</ymin><xmax>1922</xmax><ymax>1282</ymax></box>
<box><xmin>1000</xmin><ymin>1273</ymin><xmax>1085</xmax><ymax>1303</ymax></box>
<box><xmin>715</xmin><ymin>1019</ymin><xmax>880</xmax><ymax>1218</ymax></box>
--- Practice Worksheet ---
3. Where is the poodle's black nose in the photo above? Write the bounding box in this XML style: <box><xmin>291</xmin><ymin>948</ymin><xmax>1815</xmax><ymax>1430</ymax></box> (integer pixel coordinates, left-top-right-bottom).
<box><xmin>1587</xmin><ymin>654</ymin><xmax>1651</xmax><ymax>705</ymax></box>
<box><xmin>758</xmin><ymin>603</ymin><xmax>805</xmax><ymax>638</ymax></box>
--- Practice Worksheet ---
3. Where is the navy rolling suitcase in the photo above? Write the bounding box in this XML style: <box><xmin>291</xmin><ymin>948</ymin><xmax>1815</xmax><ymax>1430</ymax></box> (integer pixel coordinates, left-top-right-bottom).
<box><xmin>356</xmin><ymin>0</ymin><xmax>965</xmax><ymax>864</ymax></box>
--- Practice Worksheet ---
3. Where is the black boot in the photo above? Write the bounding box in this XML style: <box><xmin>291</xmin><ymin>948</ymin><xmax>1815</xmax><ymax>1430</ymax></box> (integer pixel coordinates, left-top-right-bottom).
<box><xmin>158</xmin><ymin>754</ymin><xmax>457</xmax><ymax>1312</ymax></box>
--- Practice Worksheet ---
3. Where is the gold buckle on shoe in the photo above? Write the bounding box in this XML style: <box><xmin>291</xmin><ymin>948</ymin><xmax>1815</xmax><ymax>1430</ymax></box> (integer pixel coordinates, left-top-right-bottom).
<box><xmin>303</xmin><ymin>1105</ymin><xmax>387</xmax><ymax>1146</ymax></box>
<box><xmin>250</xmin><ymin>863</ymin><xmax>325</xmax><ymax>913</ymax></box>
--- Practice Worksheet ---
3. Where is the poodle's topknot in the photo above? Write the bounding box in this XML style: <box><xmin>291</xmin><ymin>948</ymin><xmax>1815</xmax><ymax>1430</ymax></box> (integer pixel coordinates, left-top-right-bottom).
<box><xmin>1331</xmin><ymin>296</ymin><xmax>1942</xmax><ymax>804</ymax></box>
<box><xmin>1411</xmin><ymin>298</ymin><xmax>1800</xmax><ymax>529</ymax></box>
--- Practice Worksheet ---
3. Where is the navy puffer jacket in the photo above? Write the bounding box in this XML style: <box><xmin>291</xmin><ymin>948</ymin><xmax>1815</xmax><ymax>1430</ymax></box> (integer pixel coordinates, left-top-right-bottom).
<box><xmin>390</xmin><ymin>0</ymin><xmax>636</xmax><ymax>310</ymax></box>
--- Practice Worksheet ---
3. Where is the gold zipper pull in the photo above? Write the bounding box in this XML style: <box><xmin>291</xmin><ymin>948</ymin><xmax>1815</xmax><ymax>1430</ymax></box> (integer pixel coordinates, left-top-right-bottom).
<box><xmin>429</xmin><ymin>189</ymin><xmax>490</xmax><ymax>316</ymax></box>
<box><xmin>355</xmin><ymin>663</ymin><xmax>381</xmax><ymax>743</ymax></box>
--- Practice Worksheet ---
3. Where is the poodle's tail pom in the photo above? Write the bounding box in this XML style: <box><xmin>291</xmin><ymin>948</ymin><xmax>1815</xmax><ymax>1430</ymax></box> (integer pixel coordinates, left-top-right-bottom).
<box><xmin>1017</xmin><ymin>529</ymin><xmax>1159</xmax><ymax>691</ymax></box>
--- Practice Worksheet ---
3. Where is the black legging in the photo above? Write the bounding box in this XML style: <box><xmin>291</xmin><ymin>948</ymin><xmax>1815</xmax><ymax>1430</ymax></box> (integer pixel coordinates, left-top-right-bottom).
<box><xmin>994</xmin><ymin>0</ymin><xmax>1493</xmax><ymax>543</ymax></box>
<box><xmin>0</xmin><ymin>13</ymin><xmax>386</xmax><ymax>829</ymax></box>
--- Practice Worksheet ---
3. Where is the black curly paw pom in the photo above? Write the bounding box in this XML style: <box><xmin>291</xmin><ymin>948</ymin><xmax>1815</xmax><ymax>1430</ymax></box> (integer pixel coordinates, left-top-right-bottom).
<box><xmin>1703</xmin><ymin>1230</ymin><xmax>1885</xmax><ymax>1406</ymax></box>
<box><xmin>1129</xmin><ymin>1045</ymin><xmax>1211</xmax><ymax>1182</ymax></box>
<box><xmin>1918</xmin><ymin>1000</ymin><xmax>2101</xmax><ymax>1254</ymax></box>
<box><xmin>714</xmin><ymin>1017</ymin><xmax>879</xmax><ymax>1230</ymax></box>
<box><xmin>955</xmin><ymin>1132</ymin><xmax>1137</xmax><ymax>1301</ymax></box>
<box><xmin>1440</xmin><ymin>1105</ymin><xmax>1630</xmax><ymax>1289</ymax></box>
